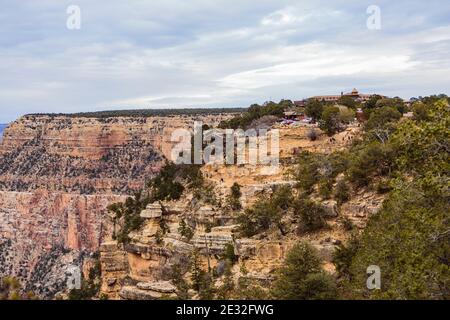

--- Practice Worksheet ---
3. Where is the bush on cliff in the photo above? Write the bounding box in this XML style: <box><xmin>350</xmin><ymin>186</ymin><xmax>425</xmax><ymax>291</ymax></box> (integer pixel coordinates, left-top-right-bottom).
<box><xmin>169</xmin><ymin>264</ymin><xmax>191</xmax><ymax>300</ymax></box>
<box><xmin>226</xmin><ymin>182</ymin><xmax>242</xmax><ymax>210</ymax></box>
<box><xmin>294</xmin><ymin>198</ymin><xmax>327</xmax><ymax>233</ymax></box>
<box><xmin>222</xmin><ymin>243</ymin><xmax>238</xmax><ymax>264</ymax></box>
<box><xmin>293</xmin><ymin>151</ymin><xmax>349</xmax><ymax>195</ymax></box>
<box><xmin>0</xmin><ymin>277</ymin><xmax>23</xmax><ymax>300</ymax></box>
<box><xmin>337</xmin><ymin>178</ymin><xmax>450</xmax><ymax>299</ymax></box>
<box><xmin>108</xmin><ymin>192</ymin><xmax>148</xmax><ymax>244</ymax></box>
<box><xmin>347</xmin><ymin>141</ymin><xmax>396</xmax><ymax>188</ymax></box>
<box><xmin>178</xmin><ymin>220</ymin><xmax>194</xmax><ymax>242</ymax></box>
<box><xmin>271</xmin><ymin>242</ymin><xmax>337</xmax><ymax>300</ymax></box>
<box><xmin>190</xmin><ymin>249</ymin><xmax>216</xmax><ymax>300</ymax></box>
<box><xmin>147</xmin><ymin>162</ymin><xmax>185</xmax><ymax>202</ymax></box>
<box><xmin>237</xmin><ymin>186</ymin><xmax>293</xmax><ymax>237</ymax></box>
<box><xmin>334</xmin><ymin>180</ymin><xmax>350</xmax><ymax>205</ymax></box>
<box><xmin>147</xmin><ymin>162</ymin><xmax>204</xmax><ymax>202</ymax></box>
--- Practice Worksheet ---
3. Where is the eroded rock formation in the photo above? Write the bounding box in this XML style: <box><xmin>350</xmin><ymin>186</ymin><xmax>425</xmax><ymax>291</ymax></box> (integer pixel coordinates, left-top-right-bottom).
<box><xmin>0</xmin><ymin>113</ymin><xmax>232</xmax><ymax>298</ymax></box>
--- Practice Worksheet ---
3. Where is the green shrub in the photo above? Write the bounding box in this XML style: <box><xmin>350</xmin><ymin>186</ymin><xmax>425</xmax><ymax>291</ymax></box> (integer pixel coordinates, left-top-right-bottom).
<box><xmin>294</xmin><ymin>198</ymin><xmax>327</xmax><ymax>232</ymax></box>
<box><xmin>170</xmin><ymin>264</ymin><xmax>191</xmax><ymax>300</ymax></box>
<box><xmin>336</xmin><ymin>100</ymin><xmax>450</xmax><ymax>299</ymax></box>
<box><xmin>227</xmin><ymin>183</ymin><xmax>242</xmax><ymax>210</ymax></box>
<box><xmin>319</xmin><ymin>106</ymin><xmax>342</xmax><ymax>136</ymax></box>
<box><xmin>332</xmin><ymin>235</ymin><xmax>360</xmax><ymax>279</ymax></box>
<box><xmin>341</xmin><ymin>178</ymin><xmax>450</xmax><ymax>299</ymax></box>
<box><xmin>178</xmin><ymin>220</ymin><xmax>194</xmax><ymax>242</ymax></box>
<box><xmin>318</xmin><ymin>178</ymin><xmax>333</xmax><ymax>200</ymax></box>
<box><xmin>337</xmin><ymin>96</ymin><xmax>358</xmax><ymax>109</ymax></box>
<box><xmin>293</xmin><ymin>152</ymin><xmax>321</xmax><ymax>194</ymax></box>
<box><xmin>339</xmin><ymin>106</ymin><xmax>356</xmax><ymax>124</ymax></box>
<box><xmin>334</xmin><ymin>180</ymin><xmax>350</xmax><ymax>205</ymax></box>
<box><xmin>412</xmin><ymin>102</ymin><xmax>429</xmax><ymax>121</ymax></box>
<box><xmin>362</xmin><ymin>94</ymin><xmax>383</xmax><ymax>116</ymax></box>
<box><xmin>271</xmin><ymin>242</ymin><xmax>337</xmax><ymax>300</ymax></box>
<box><xmin>0</xmin><ymin>277</ymin><xmax>23</xmax><ymax>300</ymax></box>
<box><xmin>148</xmin><ymin>162</ymin><xmax>184</xmax><ymax>201</ymax></box>
<box><xmin>348</xmin><ymin>142</ymin><xmax>396</xmax><ymax>187</ymax></box>
<box><xmin>108</xmin><ymin>192</ymin><xmax>148</xmax><ymax>244</ymax></box>
<box><xmin>190</xmin><ymin>250</ymin><xmax>216</xmax><ymax>299</ymax></box>
<box><xmin>305</xmin><ymin>99</ymin><xmax>324</xmax><ymax>122</ymax></box>
<box><xmin>219</xmin><ymin>100</ymin><xmax>290</xmax><ymax>129</ymax></box>
<box><xmin>375</xmin><ymin>97</ymin><xmax>406</xmax><ymax>114</ymax></box>
<box><xmin>293</xmin><ymin>151</ymin><xmax>349</xmax><ymax>195</ymax></box>
<box><xmin>222</xmin><ymin>243</ymin><xmax>238</xmax><ymax>264</ymax></box>
<box><xmin>300</xmin><ymin>272</ymin><xmax>338</xmax><ymax>300</ymax></box>
<box><xmin>147</xmin><ymin>162</ymin><xmax>205</xmax><ymax>202</ymax></box>
<box><xmin>237</xmin><ymin>186</ymin><xmax>292</xmax><ymax>237</ymax></box>
<box><xmin>270</xmin><ymin>185</ymin><xmax>294</xmax><ymax>210</ymax></box>
<box><xmin>237</xmin><ymin>200</ymin><xmax>280</xmax><ymax>237</ymax></box>
<box><xmin>364</xmin><ymin>106</ymin><xmax>402</xmax><ymax>143</ymax></box>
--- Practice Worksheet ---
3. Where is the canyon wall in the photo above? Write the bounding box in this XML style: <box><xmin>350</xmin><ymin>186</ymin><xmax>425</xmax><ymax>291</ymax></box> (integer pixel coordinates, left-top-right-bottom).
<box><xmin>0</xmin><ymin>113</ymin><xmax>232</xmax><ymax>298</ymax></box>
<box><xmin>96</xmin><ymin>123</ymin><xmax>381</xmax><ymax>300</ymax></box>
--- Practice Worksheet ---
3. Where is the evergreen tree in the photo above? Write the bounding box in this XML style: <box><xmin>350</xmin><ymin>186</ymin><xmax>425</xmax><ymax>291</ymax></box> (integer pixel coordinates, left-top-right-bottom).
<box><xmin>271</xmin><ymin>242</ymin><xmax>337</xmax><ymax>300</ymax></box>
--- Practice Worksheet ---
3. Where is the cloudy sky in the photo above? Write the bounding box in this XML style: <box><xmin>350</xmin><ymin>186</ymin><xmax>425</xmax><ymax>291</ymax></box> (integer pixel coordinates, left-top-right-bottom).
<box><xmin>0</xmin><ymin>0</ymin><xmax>449</xmax><ymax>122</ymax></box>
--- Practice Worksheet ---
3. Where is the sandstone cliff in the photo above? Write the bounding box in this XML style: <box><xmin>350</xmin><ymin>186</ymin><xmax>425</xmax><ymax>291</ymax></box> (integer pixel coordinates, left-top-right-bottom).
<box><xmin>97</xmin><ymin>123</ymin><xmax>385</xmax><ymax>300</ymax></box>
<box><xmin>0</xmin><ymin>114</ymin><xmax>228</xmax><ymax>193</ymax></box>
<box><xmin>0</xmin><ymin>113</ymin><xmax>233</xmax><ymax>298</ymax></box>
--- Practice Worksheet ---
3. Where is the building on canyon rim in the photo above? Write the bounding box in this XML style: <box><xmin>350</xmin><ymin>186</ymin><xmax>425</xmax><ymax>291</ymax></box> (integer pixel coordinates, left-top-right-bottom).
<box><xmin>294</xmin><ymin>88</ymin><xmax>389</xmax><ymax>106</ymax></box>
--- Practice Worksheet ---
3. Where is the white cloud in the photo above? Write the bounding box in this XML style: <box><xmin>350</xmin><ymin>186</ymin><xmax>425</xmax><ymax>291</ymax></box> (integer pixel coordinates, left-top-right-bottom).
<box><xmin>0</xmin><ymin>0</ymin><xmax>449</xmax><ymax>122</ymax></box>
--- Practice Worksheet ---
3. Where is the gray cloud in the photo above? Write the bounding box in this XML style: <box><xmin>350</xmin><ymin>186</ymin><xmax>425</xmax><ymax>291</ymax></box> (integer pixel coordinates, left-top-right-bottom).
<box><xmin>0</xmin><ymin>0</ymin><xmax>449</xmax><ymax>122</ymax></box>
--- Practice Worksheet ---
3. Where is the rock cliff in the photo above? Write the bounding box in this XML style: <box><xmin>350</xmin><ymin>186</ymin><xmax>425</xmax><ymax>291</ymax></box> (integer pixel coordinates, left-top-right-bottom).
<box><xmin>97</xmin><ymin>123</ymin><xmax>387</xmax><ymax>300</ymax></box>
<box><xmin>0</xmin><ymin>113</ymin><xmax>233</xmax><ymax>298</ymax></box>
<box><xmin>0</xmin><ymin>112</ymin><xmax>384</xmax><ymax>299</ymax></box>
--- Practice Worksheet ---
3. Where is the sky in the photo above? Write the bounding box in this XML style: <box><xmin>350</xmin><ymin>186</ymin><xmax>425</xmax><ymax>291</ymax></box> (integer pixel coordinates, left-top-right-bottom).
<box><xmin>0</xmin><ymin>0</ymin><xmax>450</xmax><ymax>123</ymax></box>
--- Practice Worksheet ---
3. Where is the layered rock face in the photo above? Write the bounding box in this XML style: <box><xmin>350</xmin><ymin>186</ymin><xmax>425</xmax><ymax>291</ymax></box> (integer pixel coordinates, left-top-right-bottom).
<box><xmin>0</xmin><ymin>113</ymin><xmax>232</xmax><ymax>298</ymax></box>
<box><xmin>0</xmin><ymin>112</ymin><xmax>382</xmax><ymax>299</ymax></box>
<box><xmin>0</xmin><ymin>114</ymin><xmax>227</xmax><ymax>193</ymax></box>
<box><xmin>98</xmin><ymin>123</ymin><xmax>387</xmax><ymax>300</ymax></box>
<box><xmin>0</xmin><ymin>190</ymin><xmax>126</xmax><ymax>297</ymax></box>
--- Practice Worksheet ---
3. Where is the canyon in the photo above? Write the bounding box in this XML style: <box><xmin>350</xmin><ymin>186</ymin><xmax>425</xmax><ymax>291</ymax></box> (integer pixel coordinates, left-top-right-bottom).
<box><xmin>97</xmin><ymin>123</ymin><xmax>384</xmax><ymax>300</ymax></box>
<box><xmin>0</xmin><ymin>111</ymin><xmax>385</xmax><ymax>299</ymax></box>
<box><xmin>0</xmin><ymin>112</ymin><xmax>233</xmax><ymax>298</ymax></box>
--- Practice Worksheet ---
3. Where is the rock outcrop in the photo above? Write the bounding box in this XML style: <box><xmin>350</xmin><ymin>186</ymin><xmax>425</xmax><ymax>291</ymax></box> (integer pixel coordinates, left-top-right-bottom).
<box><xmin>119</xmin><ymin>283</ymin><xmax>177</xmax><ymax>300</ymax></box>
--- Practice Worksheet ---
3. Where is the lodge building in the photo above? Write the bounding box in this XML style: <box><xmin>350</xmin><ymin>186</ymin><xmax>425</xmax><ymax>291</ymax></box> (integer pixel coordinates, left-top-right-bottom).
<box><xmin>294</xmin><ymin>88</ymin><xmax>387</xmax><ymax>106</ymax></box>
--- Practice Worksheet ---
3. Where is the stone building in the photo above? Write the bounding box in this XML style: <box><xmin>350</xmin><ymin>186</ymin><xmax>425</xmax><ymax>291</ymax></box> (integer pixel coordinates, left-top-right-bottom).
<box><xmin>295</xmin><ymin>88</ymin><xmax>388</xmax><ymax>105</ymax></box>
